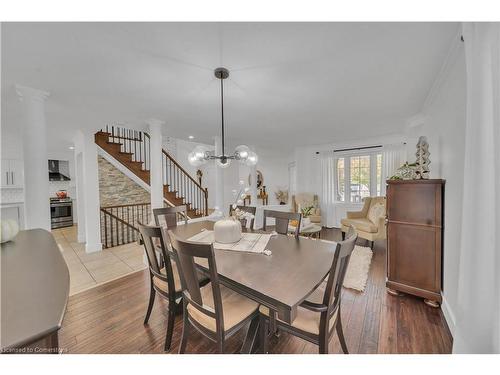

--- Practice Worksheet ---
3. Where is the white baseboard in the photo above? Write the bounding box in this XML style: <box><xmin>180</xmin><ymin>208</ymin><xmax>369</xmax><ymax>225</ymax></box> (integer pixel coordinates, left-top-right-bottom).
<box><xmin>441</xmin><ymin>296</ymin><xmax>456</xmax><ymax>337</ymax></box>
<box><xmin>85</xmin><ymin>242</ymin><xmax>103</xmax><ymax>253</ymax></box>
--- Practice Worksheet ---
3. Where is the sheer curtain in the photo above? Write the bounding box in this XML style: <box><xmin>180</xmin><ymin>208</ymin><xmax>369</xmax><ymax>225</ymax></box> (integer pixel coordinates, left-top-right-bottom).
<box><xmin>380</xmin><ymin>144</ymin><xmax>406</xmax><ymax>196</ymax></box>
<box><xmin>320</xmin><ymin>152</ymin><xmax>336</xmax><ymax>228</ymax></box>
<box><xmin>453</xmin><ymin>23</ymin><xmax>500</xmax><ymax>353</ymax></box>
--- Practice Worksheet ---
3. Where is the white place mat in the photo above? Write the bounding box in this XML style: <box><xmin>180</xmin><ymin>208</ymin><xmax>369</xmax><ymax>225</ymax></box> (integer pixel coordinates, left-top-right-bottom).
<box><xmin>188</xmin><ymin>230</ymin><xmax>272</xmax><ymax>254</ymax></box>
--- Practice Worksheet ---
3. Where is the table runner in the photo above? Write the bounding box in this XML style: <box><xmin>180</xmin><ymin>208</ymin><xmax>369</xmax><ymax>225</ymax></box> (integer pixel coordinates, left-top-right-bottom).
<box><xmin>187</xmin><ymin>230</ymin><xmax>272</xmax><ymax>254</ymax></box>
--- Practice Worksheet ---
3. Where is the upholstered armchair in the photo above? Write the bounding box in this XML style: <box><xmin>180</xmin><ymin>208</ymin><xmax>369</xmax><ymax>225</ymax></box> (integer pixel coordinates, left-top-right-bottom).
<box><xmin>292</xmin><ymin>193</ymin><xmax>321</xmax><ymax>224</ymax></box>
<box><xmin>340</xmin><ymin>196</ymin><xmax>386</xmax><ymax>248</ymax></box>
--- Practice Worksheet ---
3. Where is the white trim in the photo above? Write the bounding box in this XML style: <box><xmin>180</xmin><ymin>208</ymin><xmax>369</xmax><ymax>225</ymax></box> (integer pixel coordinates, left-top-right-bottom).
<box><xmin>441</xmin><ymin>295</ymin><xmax>456</xmax><ymax>337</ymax></box>
<box><xmin>421</xmin><ymin>27</ymin><xmax>463</xmax><ymax>113</ymax></box>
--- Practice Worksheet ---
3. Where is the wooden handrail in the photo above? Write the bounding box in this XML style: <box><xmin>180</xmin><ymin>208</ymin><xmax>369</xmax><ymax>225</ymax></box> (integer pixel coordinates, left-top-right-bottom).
<box><xmin>100</xmin><ymin>208</ymin><xmax>139</xmax><ymax>231</ymax></box>
<box><xmin>101</xmin><ymin>202</ymin><xmax>151</xmax><ymax>210</ymax></box>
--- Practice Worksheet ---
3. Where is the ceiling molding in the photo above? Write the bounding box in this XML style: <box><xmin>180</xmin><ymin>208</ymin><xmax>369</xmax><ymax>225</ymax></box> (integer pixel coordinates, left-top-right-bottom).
<box><xmin>421</xmin><ymin>27</ymin><xmax>463</xmax><ymax>114</ymax></box>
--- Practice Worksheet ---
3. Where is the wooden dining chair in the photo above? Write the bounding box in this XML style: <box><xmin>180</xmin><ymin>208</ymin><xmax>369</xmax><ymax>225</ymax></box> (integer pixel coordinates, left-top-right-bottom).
<box><xmin>138</xmin><ymin>223</ymin><xmax>181</xmax><ymax>352</ymax></box>
<box><xmin>229</xmin><ymin>205</ymin><xmax>256</xmax><ymax>230</ymax></box>
<box><xmin>138</xmin><ymin>222</ymin><xmax>207</xmax><ymax>352</ymax></box>
<box><xmin>168</xmin><ymin>230</ymin><xmax>260</xmax><ymax>354</ymax></box>
<box><xmin>153</xmin><ymin>205</ymin><xmax>188</xmax><ymax>228</ymax></box>
<box><xmin>259</xmin><ymin>230</ymin><xmax>358</xmax><ymax>354</ymax></box>
<box><xmin>263</xmin><ymin>209</ymin><xmax>302</xmax><ymax>238</ymax></box>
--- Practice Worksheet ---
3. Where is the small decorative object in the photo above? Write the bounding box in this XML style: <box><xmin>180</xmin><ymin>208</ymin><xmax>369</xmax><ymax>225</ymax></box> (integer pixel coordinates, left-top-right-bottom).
<box><xmin>196</xmin><ymin>169</ymin><xmax>203</xmax><ymax>186</ymax></box>
<box><xmin>248</xmin><ymin>170</ymin><xmax>264</xmax><ymax>189</ymax></box>
<box><xmin>414</xmin><ymin>136</ymin><xmax>431</xmax><ymax>179</ymax></box>
<box><xmin>389</xmin><ymin>162</ymin><xmax>417</xmax><ymax>180</ymax></box>
<box><xmin>214</xmin><ymin>218</ymin><xmax>242</xmax><ymax>244</ymax></box>
<box><xmin>0</xmin><ymin>220</ymin><xmax>19</xmax><ymax>244</ymax></box>
<box><xmin>275</xmin><ymin>189</ymin><xmax>288</xmax><ymax>205</ymax></box>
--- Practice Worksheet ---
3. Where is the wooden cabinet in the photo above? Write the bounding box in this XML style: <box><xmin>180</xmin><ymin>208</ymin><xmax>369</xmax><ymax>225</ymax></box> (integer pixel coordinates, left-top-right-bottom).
<box><xmin>386</xmin><ymin>179</ymin><xmax>445</xmax><ymax>307</ymax></box>
<box><xmin>1</xmin><ymin>159</ymin><xmax>24</xmax><ymax>188</ymax></box>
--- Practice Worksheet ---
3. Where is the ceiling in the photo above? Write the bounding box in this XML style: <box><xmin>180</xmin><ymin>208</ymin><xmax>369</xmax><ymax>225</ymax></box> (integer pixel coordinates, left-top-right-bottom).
<box><xmin>1</xmin><ymin>22</ymin><xmax>459</xmax><ymax>153</ymax></box>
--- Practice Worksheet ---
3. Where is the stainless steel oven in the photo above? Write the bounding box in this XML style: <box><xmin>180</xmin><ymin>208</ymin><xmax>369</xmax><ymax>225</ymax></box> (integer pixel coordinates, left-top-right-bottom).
<box><xmin>50</xmin><ymin>198</ymin><xmax>73</xmax><ymax>229</ymax></box>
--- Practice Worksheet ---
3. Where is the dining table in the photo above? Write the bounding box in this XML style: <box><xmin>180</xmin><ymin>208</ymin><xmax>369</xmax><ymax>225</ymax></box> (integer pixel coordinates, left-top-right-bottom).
<box><xmin>168</xmin><ymin>220</ymin><xmax>338</xmax><ymax>353</ymax></box>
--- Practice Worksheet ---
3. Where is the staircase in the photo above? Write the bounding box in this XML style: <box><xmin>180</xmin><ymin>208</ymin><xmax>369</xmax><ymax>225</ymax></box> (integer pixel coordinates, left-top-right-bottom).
<box><xmin>95</xmin><ymin>125</ymin><xmax>208</xmax><ymax>219</ymax></box>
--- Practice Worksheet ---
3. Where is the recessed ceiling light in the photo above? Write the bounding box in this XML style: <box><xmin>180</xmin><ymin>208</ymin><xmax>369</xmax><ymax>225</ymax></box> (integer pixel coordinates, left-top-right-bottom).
<box><xmin>69</xmin><ymin>146</ymin><xmax>75</xmax><ymax>150</ymax></box>
<box><xmin>188</xmin><ymin>136</ymin><xmax>194</xmax><ymax>140</ymax></box>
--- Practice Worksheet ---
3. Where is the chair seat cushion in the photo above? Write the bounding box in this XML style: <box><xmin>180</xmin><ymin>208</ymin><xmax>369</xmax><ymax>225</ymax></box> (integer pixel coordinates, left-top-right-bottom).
<box><xmin>152</xmin><ymin>262</ymin><xmax>183</xmax><ymax>293</ymax></box>
<box><xmin>259</xmin><ymin>286</ymin><xmax>338</xmax><ymax>335</ymax></box>
<box><xmin>340</xmin><ymin>218</ymin><xmax>378</xmax><ymax>233</ymax></box>
<box><xmin>153</xmin><ymin>262</ymin><xmax>207</xmax><ymax>294</ymax></box>
<box><xmin>187</xmin><ymin>283</ymin><xmax>259</xmax><ymax>332</ymax></box>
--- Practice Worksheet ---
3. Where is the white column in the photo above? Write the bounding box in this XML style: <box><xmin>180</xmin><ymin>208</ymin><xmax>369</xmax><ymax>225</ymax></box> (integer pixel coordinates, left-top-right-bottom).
<box><xmin>147</xmin><ymin>119</ymin><xmax>164</xmax><ymax>218</ymax></box>
<box><xmin>214</xmin><ymin>136</ymin><xmax>224</xmax><ymax>213</ymax></box>
<box><xmin>15</xmin><ymin>85</ymin><xmax>51</xmax><ymax>230</ymax></box>
<box><xmin>250</xmin><ymin>146</ymin><xmax>258</xmax><ymax>206</ymax></box>
<box><xmin>74</xmin><ymin>130</ymin><xmax>102</xmax><ymax>253</ymax></box>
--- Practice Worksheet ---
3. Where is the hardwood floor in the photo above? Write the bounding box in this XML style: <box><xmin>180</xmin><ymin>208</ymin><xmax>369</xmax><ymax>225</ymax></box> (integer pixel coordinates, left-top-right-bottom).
<box><xmin>59</xmin><ymin>228</ymin><xmax>452</xmax><ymax>354</ymax></box>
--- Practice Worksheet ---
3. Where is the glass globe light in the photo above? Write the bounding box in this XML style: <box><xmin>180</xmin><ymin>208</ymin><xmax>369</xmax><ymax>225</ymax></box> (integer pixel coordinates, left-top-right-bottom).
<box><xmin>188</xmin><ymin>145</ymin><xmax>209</xmax><ymax>167</ymax></box>
<box><xmin>245</xmin><ymin>151</ymin><xmax>258</xmax><ymax>166</ymax></box>
<box><xmin>216</xmin><ymin>157</ymin><xmax>231</xmax><ymax>169</ymax></box>
<box><xmin>235</xmin><ymin>145</ymin><xmax>250</xmax><ymax>161</ymax></box>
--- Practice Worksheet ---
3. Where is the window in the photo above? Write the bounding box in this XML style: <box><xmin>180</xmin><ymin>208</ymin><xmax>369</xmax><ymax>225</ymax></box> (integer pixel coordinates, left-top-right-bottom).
<box><xmin>334</xmin><ymin>152</ymin><xmax>383</xmax><ymax>202</ymax></box>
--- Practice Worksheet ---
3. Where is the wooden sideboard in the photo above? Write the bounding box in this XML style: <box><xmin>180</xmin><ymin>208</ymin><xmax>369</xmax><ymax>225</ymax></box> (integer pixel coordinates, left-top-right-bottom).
<box><xmin>385</xmin><ymin>179</ymin><xmax>445</xmax><ymax>307</ymax></box>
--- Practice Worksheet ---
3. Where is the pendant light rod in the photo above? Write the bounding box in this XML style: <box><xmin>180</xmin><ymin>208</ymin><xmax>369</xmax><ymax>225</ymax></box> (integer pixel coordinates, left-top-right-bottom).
<box><xmin>220</xmin><ymin>74</ymin><xmax>225</xmax><ymax>156</ymax></box>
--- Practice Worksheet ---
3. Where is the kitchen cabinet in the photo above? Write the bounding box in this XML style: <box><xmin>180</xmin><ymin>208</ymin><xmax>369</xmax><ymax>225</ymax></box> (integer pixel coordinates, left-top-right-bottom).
<box><xmin>0</xmin><ymin>204</ymin><xmax>25</xmax><ymax>229</ymax></box>
<box><xmin>1</xmin><ymin>159</ymin><xmax>24</xmax><ymax>188</ymax></box>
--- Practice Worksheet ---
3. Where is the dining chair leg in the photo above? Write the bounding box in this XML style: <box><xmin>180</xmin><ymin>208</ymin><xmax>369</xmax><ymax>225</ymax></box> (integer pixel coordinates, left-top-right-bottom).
<box><xmin>336</xmin><ymin>313</ymin><xmax>349</xmax><ymax>354</ymax></box>
<box><xmin>259</xmin><ymin>315</ymin><xmax>269</xmax><ymax>354</ymax></box>
<box><xmin>144</xmin><ymin>282</ymin><xmax>156</xmax><ymax>324</ymax></box>
<box><xmin>217</xmin><ymin>338</ymin><xmax>225</xmax><ymax>354</ymax></box>
<box><xmin>319</xmin><ymin>335</ymin><xmax>329</xmax><ymax>354</ymax></box>
<box><xmin>341</xmin><ymin>231</ymin><xmax>345</xmax><ymax>240</ymax></box>
<box><xmin>179</xmin><ymin>308</ymin><xmax>190</xmax><ymax>354</ymax></box>
<box><xmin>164</xmin><ymin>305</ymin><xmax>176</xmax><ymax>352</ymax></box>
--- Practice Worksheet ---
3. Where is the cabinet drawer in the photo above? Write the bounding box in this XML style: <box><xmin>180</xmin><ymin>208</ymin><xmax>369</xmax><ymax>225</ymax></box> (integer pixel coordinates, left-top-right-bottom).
<box><xmin>387</xmin><ymin>223</ymin><xmax>441</xmax><ymax>293</ymax></box>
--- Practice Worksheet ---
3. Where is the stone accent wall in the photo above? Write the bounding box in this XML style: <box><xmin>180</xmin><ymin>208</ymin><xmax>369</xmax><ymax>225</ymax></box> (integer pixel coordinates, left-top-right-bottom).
<box><xmin>98</xmin><ymin>155</ymin><xmax>150</xmax><ymax>207</ymax></box>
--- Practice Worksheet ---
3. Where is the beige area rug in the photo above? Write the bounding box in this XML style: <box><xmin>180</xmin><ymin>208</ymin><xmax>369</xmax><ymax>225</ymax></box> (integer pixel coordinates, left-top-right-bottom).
<box><xmin>343</xmin><ymin>245</ymin><xmax>373</xmax><ymax>292</ymax></box>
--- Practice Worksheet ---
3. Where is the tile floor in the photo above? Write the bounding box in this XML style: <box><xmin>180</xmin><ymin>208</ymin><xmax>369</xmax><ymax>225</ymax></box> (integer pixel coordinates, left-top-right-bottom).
<box><xmin>52</xmin><ymin>226</ymin><xmax>147</xmax><ymax>296</ymax></box>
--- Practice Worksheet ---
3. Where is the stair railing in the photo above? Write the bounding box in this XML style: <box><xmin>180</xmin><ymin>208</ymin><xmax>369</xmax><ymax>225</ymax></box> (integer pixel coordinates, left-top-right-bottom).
<box><xmin>100</xmin><ymin>202</ymin><xmax>151</xmax><ymax>248</ymax></box>
<box><xmin>162</xmin><ymin>150</ymin><xmax>208</xmax><ymax>217</ymax></box>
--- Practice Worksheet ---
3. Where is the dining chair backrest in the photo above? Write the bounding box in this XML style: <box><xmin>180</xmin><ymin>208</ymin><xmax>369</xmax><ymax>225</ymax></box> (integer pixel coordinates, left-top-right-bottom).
<box><xmin>263</xmin><ymin>209</ymin><xmax>302</xmax><ymax>238</ymax></box>
<box><xmin>229</xmin><ymin>205</ymin><xmax>256</xmax><ymax>230</ymax></box>
<box><xmin>168</xmin><ymin>230</ymin><xmax>225</xmax><ymax>333</ymax></box>
<box><xmin>321</xmin><ymin>227</ymin><xmax>357</xmax><ymax>330</ymax></box>
<box><xmin>138</xmin><ymin>222</ymin><xmax>176</xmax><ymax>291</ymax></box>
<box><xmin>153</xmin><ymin>205</ymin><xmax>188</xmax><ymax>228</ymax></box>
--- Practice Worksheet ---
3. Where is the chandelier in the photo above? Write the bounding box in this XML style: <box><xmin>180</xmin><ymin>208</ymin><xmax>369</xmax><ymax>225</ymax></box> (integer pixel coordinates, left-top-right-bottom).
<box><xmin>188</xmin><ymin>67</ymin><xmax>258</xmax><ymax>168</ymax></box>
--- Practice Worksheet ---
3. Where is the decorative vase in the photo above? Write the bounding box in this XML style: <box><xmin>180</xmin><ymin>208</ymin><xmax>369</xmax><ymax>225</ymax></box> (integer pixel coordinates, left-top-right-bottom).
<box><xmin>0</xmin><ymin>220</ymin><xmax>19</xmax><ymax>244</ymax></box>
<box><xmin>214</xmin><ymin>218</ymin><xmax>242</xmax><ymax>244</ymax></box>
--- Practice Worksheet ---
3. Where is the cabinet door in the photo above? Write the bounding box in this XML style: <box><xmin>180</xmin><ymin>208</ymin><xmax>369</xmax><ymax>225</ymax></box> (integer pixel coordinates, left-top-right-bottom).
<box><xmin>1</xmin><ymin>159</ymin><xmax>10</xmax><ymax>187</ymax></box>
<box><xmin>387</xmin><ymin>183</ymin><xmax>441</xmax><ymax>226</ymax></box>
<box><xmin>0</xmin><ymin>206</ymin><xmax>21</xmax><ymax>225</ymax></box>
<box><xmin>9</xmin><ymin>159</ymin><xmax>24</xmax><ymax>188</ymax></box>
<box><xmin>387</xmin><ymin>222</ymin><xmax>441</xmax><ymax>293</ymax></box>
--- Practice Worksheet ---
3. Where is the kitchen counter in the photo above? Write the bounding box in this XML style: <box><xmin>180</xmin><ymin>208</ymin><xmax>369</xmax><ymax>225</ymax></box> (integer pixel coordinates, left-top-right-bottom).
<box><xmin>1</xmin><ymin>229</ymin><xmax>69</xmax><ymax>353</ymax></box>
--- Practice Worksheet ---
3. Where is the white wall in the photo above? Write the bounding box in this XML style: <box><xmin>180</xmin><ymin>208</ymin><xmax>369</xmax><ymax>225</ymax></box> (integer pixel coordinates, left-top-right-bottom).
<box><xmin>408</xmin><ymin>45</ymin><xmax>466</xmax><ymax>336</ymax></box>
